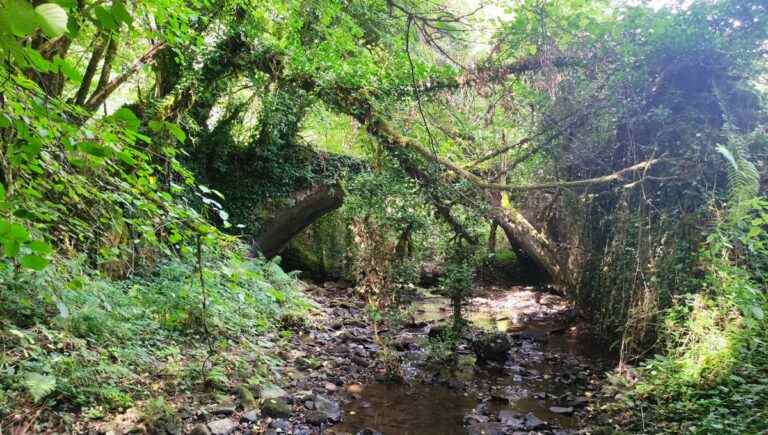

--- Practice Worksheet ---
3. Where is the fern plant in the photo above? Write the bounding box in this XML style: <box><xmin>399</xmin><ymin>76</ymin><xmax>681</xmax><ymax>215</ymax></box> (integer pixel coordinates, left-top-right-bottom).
<box><xmin>715</xmin><ymin>131</ymin><xmax>760</xmax><ymax>214</ymax></box>
<box><xmin>711</xmin><ymin>128</ymin><xmax>768</xmax><ymax>321</ymax></box>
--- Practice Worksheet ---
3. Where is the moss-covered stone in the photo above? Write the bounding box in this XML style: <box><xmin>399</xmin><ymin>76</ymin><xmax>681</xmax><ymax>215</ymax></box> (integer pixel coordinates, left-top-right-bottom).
<box><xmin>280</xmin><ymin>210</ymin><xmax>354</xmax><ymax>280</ymax></box>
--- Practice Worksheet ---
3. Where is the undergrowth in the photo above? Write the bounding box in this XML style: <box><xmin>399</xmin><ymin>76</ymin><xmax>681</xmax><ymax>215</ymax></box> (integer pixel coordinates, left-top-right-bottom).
<box><xmin>0</xmin><ymin>241</ymin><xmax>311</xmax><ymax>428</ymax></box>
<box><xmin>604</xmin><ymin>138</ymin><xmax>768</xmax><ymax>434</ymax></box>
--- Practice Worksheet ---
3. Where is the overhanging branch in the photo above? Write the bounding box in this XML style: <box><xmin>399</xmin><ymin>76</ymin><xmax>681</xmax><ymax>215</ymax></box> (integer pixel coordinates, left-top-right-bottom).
<box><xmin>368</xmin><ymin>115</ymin><xmax>666</xmax><ymax>193</ymax></box>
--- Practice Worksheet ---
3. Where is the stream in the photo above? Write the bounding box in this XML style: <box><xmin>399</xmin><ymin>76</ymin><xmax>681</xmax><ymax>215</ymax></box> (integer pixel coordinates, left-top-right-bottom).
<box><xmin>332</xmin><ymin>287</ymin><xmax>614</xmax><ymax>435</ymax></box>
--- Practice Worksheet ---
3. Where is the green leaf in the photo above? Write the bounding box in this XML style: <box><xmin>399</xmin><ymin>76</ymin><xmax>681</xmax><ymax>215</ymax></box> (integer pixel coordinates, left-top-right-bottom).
<box><xmin>28</xmin><ymin>240</ymin><xmax>53</xmax><ymax>255</ymax></box>
<box><xmin>148</xmin><ymin>120</ymin><xmax>163</xmax><ymax>132</ymax></box>
<box><xmin>23</xmin><ymin>47</ymin><xmax>50</xmax><ymax>72</ymax></box>
<box><xmin>2</xmin><ymin>0</ymin><xmax>38</xmax><ymax>37</ymax></box>
<box><xmin>8</xmin><ymin>223</ymin><xmax>29</xmax><ymax>241</ymax></box>
<box><xmin>3</xmin><ymin>240</ymin><xmax>20</xmax><ymax>257</ymax></box>
<box><xmin>117</xmin><ymin>150</ymin><xmax>137</xmax><ymax>165</ymax></box>
<box><xmin>168</xmin><ymin>232</ymin><xmax>182</xmax><ymax>244</ymax></box>
<box><xmin>78</xmin><ymin>141</ymin><xmax>112</xmax><ymax>158</ymax></box>
<box><xmin>52</xmin><ymin>0</ymin><xmax>76</xmax><ymax>8</ymax></box>
<box><xmin>210</xmin><ymin>189</ymin><xmax>226</xmax><ymax>200</ymax></box>
<box><xmin>54</xmin><ymin>56</ymin><xmax>82</xmax><ymax>82</ymax></box>
<box><xmin>23</xmin><ymin>373</ymin><xmax>56</xmax><ymax>402</ymax></box>
<box><xmin>35</xmin><ymin>3</ymin><xmax>68</xmax><ymax>37</ymax></box>
<box><xmin>0</xmin><ymin>183</ymin><xmax>5</xmax><ymax>199</ymax></box>
<box><xmin>94</xmin><ymin>5</ymin><xmax>117</xmax><ymax>29</ymax></box>
<box><xmin>166</xmin><ymin>123</ymin><xmax>186</xmax><ymax>143</ymax></box>
<box><xmin>111</xmin><ymin>1</ymin><xmax>132</xmax><ymax>26</ymax></box>
<box><xmin>716</xmin><ymin>144</ymin><xmax>738</xmax><ymax>171</ymax></box>
<box><xmin>21</xmin><ymin>254</ymin><xmax>48</xmax><ymax>270</ymax></box>
<box><xmin>113</xmin><ymin>107</ymin><xmax>140</xmax><ymax>131</ymax></box>
<box><xmin>751</xmin><ymin>306</ymin><xmax>764</xmax><ymax>321</ymax></box>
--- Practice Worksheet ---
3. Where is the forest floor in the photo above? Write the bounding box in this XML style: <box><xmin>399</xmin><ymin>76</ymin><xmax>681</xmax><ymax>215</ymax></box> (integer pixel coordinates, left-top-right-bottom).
<box><xmin>87</xmin><ymin>282</ymin><xmax>614</xmax><ymax>435</ymax></box>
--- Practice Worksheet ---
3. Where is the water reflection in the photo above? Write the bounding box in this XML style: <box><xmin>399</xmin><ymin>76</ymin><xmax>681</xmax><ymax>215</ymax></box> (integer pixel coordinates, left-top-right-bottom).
<box><xmin>333</xmin><ymin>383</ymin><xmax>477</xmax><ymax>435</ymax></box>
<box><xmin>333</xmin><ymin>287</ymin><xmax>614</xmax><ymax>434</ymax></box>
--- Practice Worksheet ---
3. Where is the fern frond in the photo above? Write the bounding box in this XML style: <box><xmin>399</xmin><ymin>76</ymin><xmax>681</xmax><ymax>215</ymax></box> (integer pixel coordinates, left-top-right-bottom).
<box><xmin>716</xmin><ymin>134</ymin><xmax>760</xmax><ymax>213</ymax></box>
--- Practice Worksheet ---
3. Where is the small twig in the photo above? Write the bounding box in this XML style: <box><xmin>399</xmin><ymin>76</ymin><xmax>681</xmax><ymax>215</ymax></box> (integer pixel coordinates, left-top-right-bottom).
<box><xmin>405</xmin><ymin>16</ymin><xmax>438</xmax><ymax>155</ymax></box>
<box><xmin>197</xmin><ymin>235</ymin><xmax>215</xmax><ymax>379</ymax></box>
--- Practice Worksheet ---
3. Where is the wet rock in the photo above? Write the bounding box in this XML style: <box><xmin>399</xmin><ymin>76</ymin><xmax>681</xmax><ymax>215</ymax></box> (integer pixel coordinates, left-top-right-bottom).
<box><xmin>498</xmin><ymin>410</ymin><xmax>525</xmax><ymax>429</ymax></box>
<box><xmin>236</xmin><ymin>385</ymin><xmax>258</xmax><ymax>410</ymax></box>
<box><xmin>392</xmin><ymin>333</ymin><xmax>417</xmax><ymax>351</ymax></box>
<box><xmin>567</xmin><ymin>396</ymin><xmax>589</xmax><ymax>407</ymax></box>
<box><xmin>269</xmin><ymin>419</ymin><xmax>292</xmax><ymax>431</ymax></box>
<box><xmin>293</xmin><ymin>425</ymin><xmax>314</xmax><ymax>435</ymax></box>
<box><xmin>324</xmin><ymin>381</ymin><xmax>338</xmax><ymax>391</ymax></box>
<box><xmin>513</xmin><ymin>330</ymin><xmax>548</xmax><ymax>343</ymax></box>
<box><xmin>467</xmin><ymin>422</ymin><xmax>505</xmax><ymax>435</ymax></box>
<box><xmin>242</xmin><ymin>409</ymin><xmax>260</xmax><ymax>423</ymax></box>
<box><xmin>306</xmin><ymin>394</ymin><xmax>342</xmax><ymax>423</ymax></box>
<box><xmin>189</xmin><ymin>424</ymin><xmax>211</xmax><ymax>435</ymax></box>
<box><xmin>351</xmin><ymin>355</ymin><xmax>370</xmax><ymax>367</ymax></box>
<box><xmin>464</xmin><ymin>412</ymin><xmax>489</xmax><ymax>425</ymax></box>
<box><xmin>207</xmin><ymin>418</ymin><xmax>236</xmax><ymax>435</ymax></box>
<box><xmin>523</xmin><ymin>413</ymin><xmax>547</xmax><ymax>430</ymax></box>
<box><xmin>261</xmin><ymin>398</ymin><xmax>292</xmax><ymax>418</ymax></box>
<box><xmin>470</xmin><ymin>332</ymin><xmax>511</xmax><ymax>363</ymax></box>
<box><xmin>208</xmin><ymin>404</ymin><xmax>236</xmax><ymax>416</ymax></box>
<box><xmin>259</xmin><ymin>383</ymin><xmax>289</xmax><ymax>401</ymax></box>
<box><xmin>345</xmin><ymin>383</ymin><xmax>364</xmax><ymax>395</ymax></box>
<box><xmin>549</xmin><ymin>406</ymin><xmax>574</xmax><ymax>414</ymax></box>
<box><xmin>294</xmin><ymin>390</ymin><xmax>314</xmax><ymax>402</ymax></box>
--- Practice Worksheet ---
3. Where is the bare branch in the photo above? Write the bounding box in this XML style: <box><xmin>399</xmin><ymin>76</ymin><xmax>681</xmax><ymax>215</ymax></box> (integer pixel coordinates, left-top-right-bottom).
<box><xmin>84</xmin><ymin>43</ymin><xmax>166</xmax><ymax>112</ymax></box>
<box><xmin>74</xmin><ymin>34</ymin><xmax>108</xmax><ymax>105</ymax></box>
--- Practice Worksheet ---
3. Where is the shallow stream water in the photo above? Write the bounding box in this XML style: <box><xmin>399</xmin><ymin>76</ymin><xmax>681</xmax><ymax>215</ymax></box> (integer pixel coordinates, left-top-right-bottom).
<box><xmin>333</xmin><ymin>287</ymin><xmax>614</xmax><ymax>434</ymax></box>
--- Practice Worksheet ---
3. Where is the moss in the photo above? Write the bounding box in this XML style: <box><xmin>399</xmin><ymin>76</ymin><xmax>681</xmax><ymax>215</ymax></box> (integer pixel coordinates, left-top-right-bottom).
<box><xmin>281</xmin><ymin>210</ymin><xmax>353</xmax><ymax>281</ymax></box>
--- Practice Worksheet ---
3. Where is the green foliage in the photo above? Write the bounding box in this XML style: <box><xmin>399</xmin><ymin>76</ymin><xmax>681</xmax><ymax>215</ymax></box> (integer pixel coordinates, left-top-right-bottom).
<box><xmin>0</xmin><ymin>243</ymin><xmax>309</xmax><ymax>412</ymax></box>
<box><xmin>609</xmin><ymin>131</ymin><xmax>768</xmax><ymax>433</ymax></box>
<box><xmin>425</xmin><ymin>328</ymin><xmax>458</xmax><ymax>364</ymax></box>
<box><xmin>438</xmin><ymin>246</ymin><xmax>478</xmax><ymax>330</ymax></box>
<box><xmin>22</xmin><ymin>372</ymin><xmax>57</xmax><ymax>403</ymax></box>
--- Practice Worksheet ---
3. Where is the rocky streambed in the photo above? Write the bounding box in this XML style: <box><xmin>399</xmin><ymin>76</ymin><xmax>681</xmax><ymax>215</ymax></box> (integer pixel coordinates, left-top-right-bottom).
<box><xmin>333</xmin><ymin>286</ymin><xmax>615</xmax><ymax>435</ymax></box>
<box><xmin>104</xmin><ymin>282</ymin><xmax>613</xmax><ymax>435</ymax></box>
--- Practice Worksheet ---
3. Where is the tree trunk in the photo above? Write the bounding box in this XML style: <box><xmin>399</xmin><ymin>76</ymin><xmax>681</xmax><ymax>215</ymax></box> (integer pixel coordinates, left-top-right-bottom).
<box><xmin>488</xmin><ymin>221</ymin><xmax>498</xmax><ymax>253</ymax></box>
<box><xmin>491</xmin><ymin>207</ymin><xmax>572</xmax><ymax>287</ymax></box>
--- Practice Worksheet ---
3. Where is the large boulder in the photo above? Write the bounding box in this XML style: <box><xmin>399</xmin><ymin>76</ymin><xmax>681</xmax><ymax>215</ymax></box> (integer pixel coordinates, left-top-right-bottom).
<box><xmin>470</xmin><ymin>331</ymin><xmax>511</xmax><ymax>364</ymax></box>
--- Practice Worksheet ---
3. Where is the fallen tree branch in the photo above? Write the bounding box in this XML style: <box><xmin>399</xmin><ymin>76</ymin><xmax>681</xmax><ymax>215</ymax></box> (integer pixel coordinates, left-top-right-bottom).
<box><xmin>368</xmin><ymin>116</ymin><xmax>666</xmax><ymax>193</ymax></box>
<box><xmin>415</xmin><ymin>56</ymin><xmax>578</xmax><ymax>95</ymax></box>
